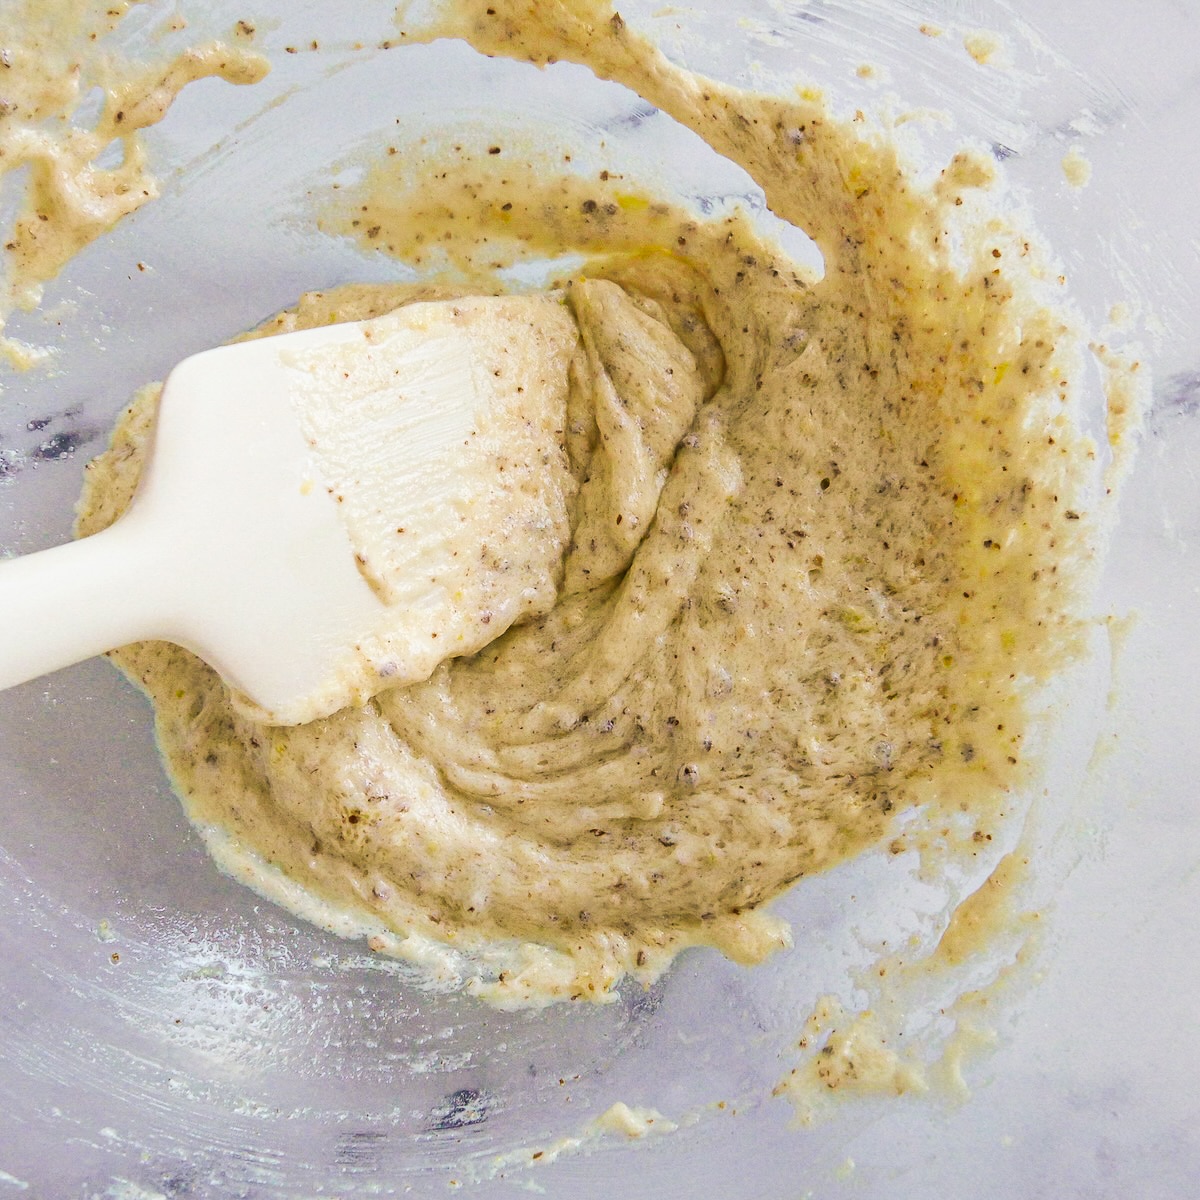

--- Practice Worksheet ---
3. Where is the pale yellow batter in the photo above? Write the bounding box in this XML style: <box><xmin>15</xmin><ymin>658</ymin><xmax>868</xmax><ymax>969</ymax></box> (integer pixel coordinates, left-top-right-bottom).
<box><xmin>76</xmin><ymin>0</ymin><xmax>1096</xmax><ymax>1007</ymax></box>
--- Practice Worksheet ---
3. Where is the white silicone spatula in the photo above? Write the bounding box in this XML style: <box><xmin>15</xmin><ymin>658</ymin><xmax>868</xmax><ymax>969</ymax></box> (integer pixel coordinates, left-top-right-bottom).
<box><xmin>0</xmin><ymin>295</ymin><xmax>576</xmax><ymax>725</ymax></box>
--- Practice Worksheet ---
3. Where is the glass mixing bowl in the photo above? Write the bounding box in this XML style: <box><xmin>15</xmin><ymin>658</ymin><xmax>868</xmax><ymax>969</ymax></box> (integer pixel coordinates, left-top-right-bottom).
<box><xmin>2</xmin><ymin>0</ymin><xmax>1197</xmax><ymax>1195</ymax></box>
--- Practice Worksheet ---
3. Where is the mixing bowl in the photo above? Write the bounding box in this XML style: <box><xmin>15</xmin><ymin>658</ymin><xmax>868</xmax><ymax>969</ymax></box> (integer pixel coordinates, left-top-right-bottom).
<box><xmin>2</xmin><ymin>0</ymin><xmax>1197</xmax><ymax>1195</ymax></box>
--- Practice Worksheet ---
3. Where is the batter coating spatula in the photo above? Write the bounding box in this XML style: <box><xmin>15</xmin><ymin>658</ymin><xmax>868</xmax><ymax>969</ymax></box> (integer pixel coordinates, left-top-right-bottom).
<box><xmin>0</xmin><ymin>295</ymin><xmax>575</xmax><ymax>724</ymax></box>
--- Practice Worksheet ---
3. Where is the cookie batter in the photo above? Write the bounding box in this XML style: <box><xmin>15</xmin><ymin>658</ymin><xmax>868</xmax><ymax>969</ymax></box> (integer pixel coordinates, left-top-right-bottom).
<box><xmin>77</xmin><ymin>0</ymin><xmax>1096</xmax><ymax>1007</ymax></box>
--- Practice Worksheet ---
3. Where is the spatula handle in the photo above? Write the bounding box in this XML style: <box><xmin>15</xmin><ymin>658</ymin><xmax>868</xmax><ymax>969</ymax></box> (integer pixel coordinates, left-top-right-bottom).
<box><xmin>0</xmin><ymin>517</ymin><xmax>163</xmax><ymax>692</ymax></box>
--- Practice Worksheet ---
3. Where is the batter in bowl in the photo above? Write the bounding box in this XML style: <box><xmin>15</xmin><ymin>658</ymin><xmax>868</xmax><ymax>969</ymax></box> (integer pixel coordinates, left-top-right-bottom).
<box><xmin>77</xmin><ymin>0</ymin><xmax>1100</xmax><ymax>1007</ymax></box>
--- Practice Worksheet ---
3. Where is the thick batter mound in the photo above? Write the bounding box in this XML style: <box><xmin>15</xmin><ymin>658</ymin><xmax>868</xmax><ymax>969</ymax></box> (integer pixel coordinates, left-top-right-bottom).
<box><xmin>77</xmin><ymin>0</ymin><xmax>1095</xmax><ymax>1006</ymax></box>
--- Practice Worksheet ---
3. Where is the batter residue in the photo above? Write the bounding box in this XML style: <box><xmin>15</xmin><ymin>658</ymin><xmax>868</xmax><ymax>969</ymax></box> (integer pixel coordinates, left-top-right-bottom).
<box><xmin>77</xmin><ymin>0</ymin><xmax>1097</xmax><ymax>1007</ymax></box>
<box><xmin>0</xmin><ymin>0</ymin><xmax>268</xmax><ymax>365</ymax></box>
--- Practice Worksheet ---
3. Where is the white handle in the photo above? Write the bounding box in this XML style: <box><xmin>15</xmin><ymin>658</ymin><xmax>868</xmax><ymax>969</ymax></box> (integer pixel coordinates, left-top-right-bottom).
<box><xmin>0</xmin><ymin>516</ymin><xmax>166</xmax><ymax>691</ymax></box>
